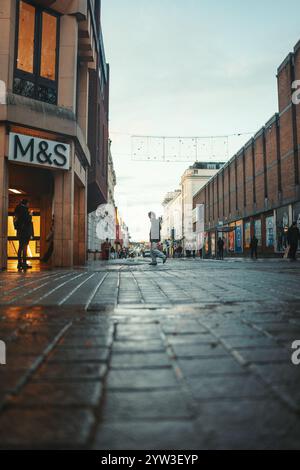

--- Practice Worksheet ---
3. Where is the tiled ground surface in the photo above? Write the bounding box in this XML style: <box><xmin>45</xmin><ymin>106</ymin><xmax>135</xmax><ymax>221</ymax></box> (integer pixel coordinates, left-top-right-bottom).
<box><xmin>0</xmin><ymin>258</ymin><xmax>300</xmax><ymax>449</ymax></box>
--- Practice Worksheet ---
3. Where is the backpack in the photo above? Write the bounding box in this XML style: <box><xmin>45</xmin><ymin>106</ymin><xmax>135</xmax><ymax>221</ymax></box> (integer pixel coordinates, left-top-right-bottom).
<box><xmin>13</xmin><ymin>215</ymin><xmax>21</xmax><ymax>231</ymax></box>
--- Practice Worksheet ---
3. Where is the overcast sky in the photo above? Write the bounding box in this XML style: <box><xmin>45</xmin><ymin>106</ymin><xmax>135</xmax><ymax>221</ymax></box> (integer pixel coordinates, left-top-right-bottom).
<box><xmin>101</xmin><ymin>0</ymin><xmax>300</xmax><ymax>241</ymax></box>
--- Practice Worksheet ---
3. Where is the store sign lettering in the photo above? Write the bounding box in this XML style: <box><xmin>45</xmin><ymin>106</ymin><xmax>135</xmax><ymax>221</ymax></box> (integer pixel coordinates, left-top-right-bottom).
<box><xmin>9</xmin><ymin>133</ymin><xmax>70</xmax><ymax>170</ymax></box>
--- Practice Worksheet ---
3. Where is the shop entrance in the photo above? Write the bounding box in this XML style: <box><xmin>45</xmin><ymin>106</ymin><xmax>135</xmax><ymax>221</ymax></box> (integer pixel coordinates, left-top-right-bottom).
<box><xmin>8</xmin><ymin>163</ymin><xmax>54</xmax><ymax>269</ymax></box>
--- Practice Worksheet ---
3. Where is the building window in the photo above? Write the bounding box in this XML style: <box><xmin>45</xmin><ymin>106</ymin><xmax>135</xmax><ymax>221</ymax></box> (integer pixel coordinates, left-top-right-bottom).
<box><xmin>14</xmin><ymin>1</ymin><xmax>59</xmax><ymax>105</ymax></box>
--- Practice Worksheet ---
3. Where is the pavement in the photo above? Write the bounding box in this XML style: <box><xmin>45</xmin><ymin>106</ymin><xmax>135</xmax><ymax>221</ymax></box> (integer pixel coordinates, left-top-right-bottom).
<box><xmin>0</xmin><ymin>257</ymin><xmax>300</xmax><ymax>449</ymax></box>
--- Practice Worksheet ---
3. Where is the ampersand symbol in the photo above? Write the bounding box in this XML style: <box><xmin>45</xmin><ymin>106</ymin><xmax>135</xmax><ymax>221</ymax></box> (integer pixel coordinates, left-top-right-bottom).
<box><xmin>37</xmin><ymin>141</ymin><xmax>52</xmax><ymax>165</ymax></box>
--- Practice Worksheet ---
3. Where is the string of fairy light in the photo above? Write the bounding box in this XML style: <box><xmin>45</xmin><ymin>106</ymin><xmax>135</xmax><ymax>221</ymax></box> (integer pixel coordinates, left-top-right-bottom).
<box><xmin>110</xmin><ymin>130</ymin><xmax>255</xmax><ymax>162</ymax></box>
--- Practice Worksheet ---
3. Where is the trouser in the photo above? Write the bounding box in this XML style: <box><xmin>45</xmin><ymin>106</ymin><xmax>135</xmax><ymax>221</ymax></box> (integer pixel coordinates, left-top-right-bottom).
<box><xmin>218</xmin><ymin>249</ymin><xmax>224</xmax><ymax>260</ymax></box>
<box><xmin>18</xmin><ymin>239</ymin><xmax>29</xmax><ymax>265</ymax></box>
<box><xmin>150</xmin><ymin>242</ymin><xmax>166</xmax><ymax>263</ymax></box>
<box><xmin>251</xmin><ymin>247</ymin><xmax>258</xmax><ymax>259</ymax></box>
<box><xmin>289</xmin><ymin>243</ymin><xmax>298</xmax><ymax>260</ymax></box>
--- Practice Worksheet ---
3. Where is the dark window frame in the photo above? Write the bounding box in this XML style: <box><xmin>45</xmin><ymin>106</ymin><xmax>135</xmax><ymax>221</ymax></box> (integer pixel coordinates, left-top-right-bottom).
<box><xmin>14</xmin><ymin>0</ymin><xmax>60</xmax><ymax>105</ymax></box>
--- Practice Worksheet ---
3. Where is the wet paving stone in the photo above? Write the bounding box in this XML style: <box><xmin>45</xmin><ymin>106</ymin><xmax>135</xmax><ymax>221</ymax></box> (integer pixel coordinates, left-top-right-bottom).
<box><xmin>112</xmin><ymin>339</ymin><xmax>165</xmax><ymax>353</ymax></box>
<box><xmin>93</xmin><ymin>420</ymin><xmax>201</xmax><ymax>450</ymax></box>
<box><xmin>101</xmin><ymin>390</ymin><xmax>193</xmax><ymax>421</ymax></box>
<box><xmin>0</xmin><ymin>408</ymin><xmax>94</xmax><ymax>449</ymax></box>
<box><xmin>106</xmin><ymin>369</ymin><xmax>179</xmax><ymax>390</ymax></box>
<box><xmin>186</xmin><ymin>375</ymin><xmax>269</xmax><ymax>401</ymax></box>
<box><xmin>47</xmin><ymin>347</ymin><xmax>110</xmax><ymax>364</ymax></box>
<box><xmin>177</xmin><ymin>357</ymin><xmax>247</xmax><ymax>377</ymax></box>
<box><xmin>10</xmin><ymin>381</ymin><xmax>103</xmax><ymax>407</ymax></box>
<box><xmin>110</xmin><ymin>353</ymin><xmax>171</xmax><ymax>369</ymax></box>
<box><xmin>32</xmin><ymin>363</ymin><xmax>107</xmax><ymax>382</ymax></box>
<box><xmin>171</xmin><ymin>343</ymin><xmax>227</xmax><ymax>359</ymax></box>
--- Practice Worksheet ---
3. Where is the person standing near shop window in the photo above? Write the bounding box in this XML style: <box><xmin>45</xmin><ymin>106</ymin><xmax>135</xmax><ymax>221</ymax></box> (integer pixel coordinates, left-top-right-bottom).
<box><xmin>14</xmin><ymin>199</ymin><xmax>33</xmax><ymax>271</ymax></box>
<box><xmin>287</xmin><ymin>222</ymin><xmax>300</xmax><ymax>261</ymax></box>
<box><xmin>217</xmin><ymin>237</ymin><xmax>225</xmax><ymax>260</ymax></box>
<box><xmin>250</xmin><ymin>235</ymin><xmax>258</xmax><ymax>260</ymax></box>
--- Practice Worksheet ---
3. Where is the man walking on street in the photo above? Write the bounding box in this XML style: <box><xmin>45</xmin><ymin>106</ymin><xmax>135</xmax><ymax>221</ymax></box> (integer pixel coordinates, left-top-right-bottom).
<box><xmin>250</xmin><ymin>235</ymin><xmax>258</xmax><ymax>260</ymax></box>
<box><xmin>14</xmin><ymin>199</ymin><xmax>33</xmax><ymax>271</ymax></box>
<box><xmin>217</xmin><ymin>237</ymin><xmax>225</xmax><ymax>260</ymax></box>
<box><xmin>287</xmin><ymin>221</ymin><xmax>300</xmax><ymax>261</ymax></box>
<box><xmin>148</xmin><ymin>212</ymin><xmax>167</xmax><ymax>266</ymax></box>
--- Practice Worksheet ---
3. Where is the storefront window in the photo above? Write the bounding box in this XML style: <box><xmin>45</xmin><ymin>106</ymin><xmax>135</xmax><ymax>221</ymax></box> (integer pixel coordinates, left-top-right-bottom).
<box><xmin>254</xmin><ymin>219</ymin><xmax>262</xmax><ymax>246</ymax></box>
<box><xmin>265</xmin><ymin>215</ymin><xmax>274</xmax><ymax>248</ymax></box>
<box><xmin>40</xmin><ymin>12</ymin><xmax>58</xmax><ymax>81</ymax></box>
<box><xmin>204</xmin><ymin>233</ymin><xmax>209</xmax><ymax>255</ymax></box>
<box><xmin>211</xmin><ymin>233</ymin><xmax>216</xmax><ymax>257</ymax></box>
<box><xmin>244</xmin><ymin>221</ymin><xmax>251</xmax><ymax>249</ymax></box>
<box><xmin>14</xmin><ymin>1</ymin><xmax>59</xmax><ymax>105</ymax></box>
<box><xmin>16</xmin><ymin>1</ymin><xmax>35</xmax><ymax>73</ymax></box>
<box><xmin>235</xmin><ymin>221</ymin><xmax>243</xmax><ymax>253</ymax></box>
<box><xmin>228</xmin><ymin>225</ymin><xmax>235</xmax><ymax>252</ymax></box>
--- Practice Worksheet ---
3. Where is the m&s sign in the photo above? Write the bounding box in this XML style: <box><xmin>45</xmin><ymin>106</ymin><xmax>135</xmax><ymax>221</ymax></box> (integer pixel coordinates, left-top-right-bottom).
<box><xmin>8</xmin><ymin>132</ymin><xmax>70</xmax><ymax>171</ymax></box>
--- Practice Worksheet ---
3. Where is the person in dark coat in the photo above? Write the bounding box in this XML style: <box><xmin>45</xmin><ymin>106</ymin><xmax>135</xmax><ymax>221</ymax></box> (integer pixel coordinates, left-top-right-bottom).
<box><xmin>14</xmin><ymin>199</ymin><xmax>33</xmax><ymax>270</ymax></box>
<box><xmin>287</xmin><ymin>222</ymin><xmax>300</xmax><ymax>261</ymax></box>
<box><xmin>217</xmin><ymin>237</ymin><xmax>225</xmax><ymax>260</ymax></box>
<box><xmin>102</xmin><ymin>238</ymin><xmax>111</xmax><ymax>261</ymax></box>
<box><xmin>250</xmin><ymin>235</ymin><xmax>258</xmax><ymax>259</ymax></box>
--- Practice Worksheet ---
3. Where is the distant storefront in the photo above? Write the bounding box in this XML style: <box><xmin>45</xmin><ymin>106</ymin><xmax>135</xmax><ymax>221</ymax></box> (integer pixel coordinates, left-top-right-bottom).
<box><xmin>244</xmin><ymin>221</ymin><xmax>251</xmax><ymax>249</ymax></box>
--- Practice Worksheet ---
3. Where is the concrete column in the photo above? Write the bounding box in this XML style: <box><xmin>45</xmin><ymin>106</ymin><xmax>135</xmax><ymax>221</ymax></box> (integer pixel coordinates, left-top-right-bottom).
<box><xmin>78</xmin><ymin>183</ymin><xmax>87</xmax><ymax>265</ymax></box>
<box><xmin>53</xmin><ymin>162</ymin><xmax>74</xmax><ymax>267</ymax></box>
<box><xmin>58</xmin><ymin>14</ymin><xmax>78</xmax><ymax>112</ymax></box>
<box><xmin>0</xmin><ymin>0</ymin><xmax>16</xmax><ymax>91</ymax></box>
<box><xmin>0</xmin><ymin>125</ymin><xmax>8</xmax><ymax>270</ymax></box>
<box><xmin>77</xmin><ymin>63</ymin><xmax>89</xmax><ymax>141</ymax></box>
<box><xmin>40</xmin><ymin>193</ymin><xmax>53</xmax><ymax>260</ymax></box>
<box><xmin>73</xmin><ymin>178</ymin><xmax>87</xmax><ymax>266</ymax></box>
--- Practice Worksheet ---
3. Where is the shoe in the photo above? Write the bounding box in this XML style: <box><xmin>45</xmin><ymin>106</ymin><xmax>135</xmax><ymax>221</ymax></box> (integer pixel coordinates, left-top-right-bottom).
<box><xmin>163</xmin><ymin>257</ymin><xmax>167</xmax><ymax>264</ymax></box>
<box><xmin>22</xmin><ymin>264</ymin><xmax>32</xmax><ymax>270</ymax></box>
<box><xmin>149</xmin><ymin>262</ymin><xmax>157</xmax><ymax>266</ymax></box>
<box><xmin>17</xmin><ymin>263</ymin><xmax>23</xmax><ymax>271</ymax></box>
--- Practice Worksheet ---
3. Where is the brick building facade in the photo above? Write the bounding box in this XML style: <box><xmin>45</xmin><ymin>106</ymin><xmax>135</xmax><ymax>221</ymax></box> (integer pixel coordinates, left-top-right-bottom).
<box><xmin>193</xmin><ymin>40</ymin><xmax>300</xmax><ymax>257</ymax></box>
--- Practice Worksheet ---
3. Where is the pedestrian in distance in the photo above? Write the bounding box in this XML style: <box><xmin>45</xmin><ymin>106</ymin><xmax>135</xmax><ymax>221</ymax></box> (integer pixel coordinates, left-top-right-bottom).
<box><xmin>287</xmin><ymin>221</ymin><xmax>300</xmax><ymax>261</ymax></box>
<box><xmin>250</xmin><ymin>235</ymin><xmax>258</xmax><ymax>260</ymax></box>
<box><xmin>148</xmin><ymin>212</ymin><xmax>167</xmax><ymax>266</ymax></box>
<box><xmin>14</xmin><ymin>199</ymin><xmax>34</xmax><ymax>271</ymax></box>
<box><xmin>102</xmin><ymin>238</ymin><xmax>111</xmax><ymax>261</ymax></box>
<box><xmin>217</xmin><ymin>237</ymin><xmax>225</xmax><ymax>260</ymax></box>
